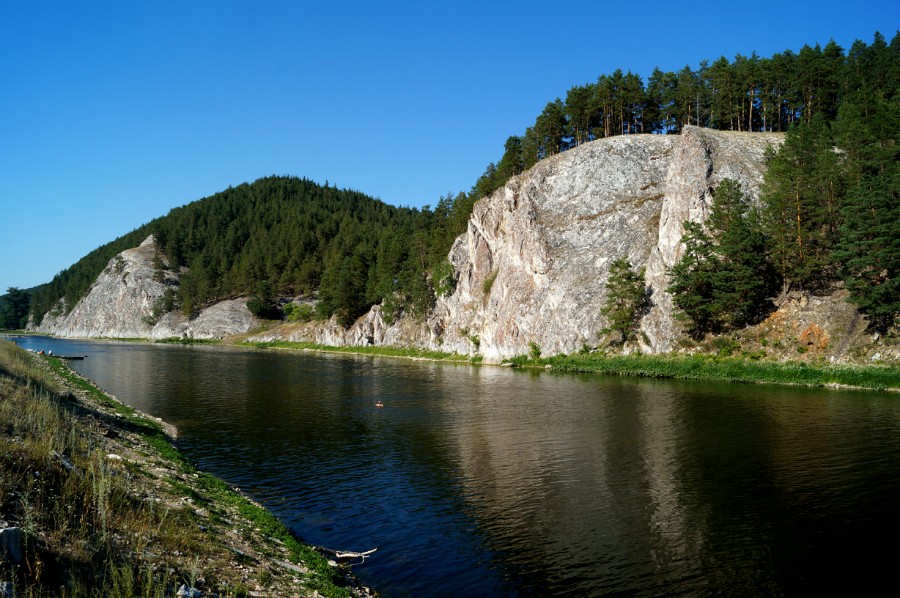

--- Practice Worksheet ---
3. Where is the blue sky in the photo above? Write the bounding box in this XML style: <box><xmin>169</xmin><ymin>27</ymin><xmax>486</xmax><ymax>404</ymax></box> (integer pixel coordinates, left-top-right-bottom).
<box><xmin>1</xmin><ymin>0</ymin><xmax>898</xmax><ymax>290</ymax></box>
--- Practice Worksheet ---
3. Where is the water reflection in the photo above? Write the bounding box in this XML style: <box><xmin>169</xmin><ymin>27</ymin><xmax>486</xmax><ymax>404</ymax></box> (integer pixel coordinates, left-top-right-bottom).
<box><xmin>10</xmin><ymin>336</ymin><xmax>900</xmax><ymax>596</ymax></box>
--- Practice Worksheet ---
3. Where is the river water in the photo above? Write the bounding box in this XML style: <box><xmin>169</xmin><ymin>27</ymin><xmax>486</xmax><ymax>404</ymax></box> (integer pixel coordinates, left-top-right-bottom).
<box><xmin>12</xmin><ymin>336</ymin><xmax>900</xmax><ymax>596</ymax></box>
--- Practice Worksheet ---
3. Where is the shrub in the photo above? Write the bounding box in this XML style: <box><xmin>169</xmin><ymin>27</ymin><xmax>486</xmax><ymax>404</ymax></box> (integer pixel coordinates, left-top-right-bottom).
<box><xmin>284</xmin><ymin>302</ymin><xmax>315</xmax><ymax>323</ymax></box>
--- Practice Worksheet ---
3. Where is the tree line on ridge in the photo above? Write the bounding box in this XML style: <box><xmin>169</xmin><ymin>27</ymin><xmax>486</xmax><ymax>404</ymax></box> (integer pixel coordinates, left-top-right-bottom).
<box><xmin>5</xmin><ymin>31</ymin><xmax>896</xmax><ymax>337</ymax></box>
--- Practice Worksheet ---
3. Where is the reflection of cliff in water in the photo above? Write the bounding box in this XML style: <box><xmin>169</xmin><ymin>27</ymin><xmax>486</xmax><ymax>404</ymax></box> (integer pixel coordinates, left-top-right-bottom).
<box><xmin>445</xmin><ymin>370</ymin><xmax>704</xmax><ymax>594</ymax></box>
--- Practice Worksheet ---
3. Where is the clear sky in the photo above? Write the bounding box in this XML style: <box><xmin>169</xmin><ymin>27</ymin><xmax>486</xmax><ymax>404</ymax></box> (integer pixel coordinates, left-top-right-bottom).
<box><xmin>1</xmin><ymin>0</ymin><xmax>898</xmax><ymax>290</ymax></box>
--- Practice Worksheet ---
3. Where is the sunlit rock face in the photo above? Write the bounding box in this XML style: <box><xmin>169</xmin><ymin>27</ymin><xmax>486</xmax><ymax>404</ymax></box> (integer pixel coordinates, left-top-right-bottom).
<box><xmin>424</xmin><ymin>127</ymin><xmax>782</xmax><ymax>361</ymax></box>
<box><xmin>34</xmin><ymin>236</ymin><xmax>169</xmax><ymax>339</ymax></box>
<box><xmin>39</xmin><ymin>127</ymin><xmax>782</xmax><ymax>354</ymax></box>
<box><xmin>33</xmin><ymin>236</ymin><xmax>259</xmax><ymax>340</ymax></box>
<box><xmin>640</xmin><ymin>127</ymin><xmax>782</xmax><ymax>352</ymax></box>
<box><xmin>430</xmin><ymin>134</ymin><xmax>677</xmax><ymax>361</ymax></box>
<box><xmin>151</xmin><ymin>298</ymin><xmax>258</xmax><ymax>341</ymax></box>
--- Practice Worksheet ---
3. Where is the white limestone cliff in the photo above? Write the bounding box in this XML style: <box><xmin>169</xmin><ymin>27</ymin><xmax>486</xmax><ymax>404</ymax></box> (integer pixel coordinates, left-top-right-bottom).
<box><xmin>430</xmin><ymin>133</ymin><xmax>678</xmax><ymax>360</ymax></box>
<box><xmin>32</xmin><ymin>236</ymin><xmax>259</xmax><ymax>340</ymax></box>
<box><xmin>640</xmin><ymin>127</ymin><xmax>782</xmax><ymax>352</ymax></box>
<box><xmin>37</xmin><ymin>127</ymin><xmax>783</xmax><ymax>356</ymax></box>
<box><xmin>416</xmin><ymin>127</ymin><xmax>783</xmax><ymax>360</ymax></box>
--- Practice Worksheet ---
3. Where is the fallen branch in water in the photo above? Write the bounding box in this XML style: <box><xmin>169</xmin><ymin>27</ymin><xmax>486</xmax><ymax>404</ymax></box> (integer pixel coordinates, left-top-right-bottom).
<box><xmin>319</xmin><ymin>547</ymin><xmax>378</xmax><ymax>565</ymax></box>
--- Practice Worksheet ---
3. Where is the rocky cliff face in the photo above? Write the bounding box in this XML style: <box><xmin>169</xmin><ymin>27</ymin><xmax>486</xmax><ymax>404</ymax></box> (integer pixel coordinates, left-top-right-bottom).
<box><xmin>431</xmin><ymin>134</ymin><xmax>678</xmax><ymax>360</ymax></box>
<box><xmin>249</xmin><ymin>127</ymin><xmax>784</xmax><ymax>360</ymax></box>
<box><xmin>32</xmin><ymin>236</ymin><xmax>259</xmax><ymax>340</ymax></box>
<box><xmin>423</xmin><ymin>127</ymin><xmax>783</xmax><ymax>360</ymax></box>
<box><xmin>34</xmin><ymin>236</ymin><xmax>170</xmax><ymax>339</ymax></box>
<box><xmin>640</xmin><ymin>127</ymin><xmax>783</xmax><ymax>352</ymax></box>
<box><xmin>38</xmin><ymin>127</ymin><xmax>785</xmax><ymax>355</ymax></box>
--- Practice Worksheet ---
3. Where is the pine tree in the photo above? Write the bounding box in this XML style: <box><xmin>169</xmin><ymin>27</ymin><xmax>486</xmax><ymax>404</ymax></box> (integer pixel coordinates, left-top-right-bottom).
<box><xmin>705</xmin><ymin>180</ymin><xmax>778</xmax><ymax>328</ymax></box>
<box><xmin>835</xmin><ymin>166</ymin><xmax>900</xmax><ymax>329</ymax></box>
<box><xmin>833</xmin><ymin>82</ymin><xmax>900</xmax><ymax>330</ymax></box>
<box><xmin>669</xmin><ymin>180</ymin><xmax>777</xmax><ymax>335</ymax></box>
<box><xmin>247</xmin><ymin>281</ymin><xmax>280</xmax><ymax>320</ymax></box>
<box><xmin>760</xmin><ymin>116</ymin><xmax>843</xmax><ymax>291</ymax></box>
<box><xmin>0</xmin><ymin>287</ymin><xmax>31</xmax><ymax>330</ymax></box>
<box><xmin>667</xmin><ymin>221</ymin><xmax>721</xmax><ymax>336</ymax></box>
<box><xmin>600</xmin><ymin>258</ymin><xmax>647</xmax><ymax>345</ymax></box>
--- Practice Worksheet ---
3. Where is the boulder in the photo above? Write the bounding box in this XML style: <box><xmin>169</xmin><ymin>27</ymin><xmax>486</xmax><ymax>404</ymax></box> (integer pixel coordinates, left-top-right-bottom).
<box><xmin>0</xmin><ymin>527</ymin><xmax>24</xmax><ymax>565</ymax></box>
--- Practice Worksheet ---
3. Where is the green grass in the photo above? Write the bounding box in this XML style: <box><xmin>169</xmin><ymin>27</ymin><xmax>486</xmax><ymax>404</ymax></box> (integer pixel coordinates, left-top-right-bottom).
<box><xmin>242</xmin><ymin>338</ymin><xmax>899</xmax><ymax>391</ymax></box>
<box><xmin>244</xmin><ymin>339</ymin><xmax>474</xmax><ymax>362</ymax></box>
<box><xmin>0</xmin><ymin>341</ymin><xmax>177</xmax><ymax>596</ymax></box>
<box><xmin>1</xmin><ymin>340</ymin><xmax>358</xmax><ymax>597</ymax></box>
<box><xmin>45</xmin><ymin>356</ymin><xmax>130</xmax><ymax>413</ymax></box>
<box><xmin>538</xmin><ymin>352</ymin><xmax>900</xmax><ymax>391</ymax></box>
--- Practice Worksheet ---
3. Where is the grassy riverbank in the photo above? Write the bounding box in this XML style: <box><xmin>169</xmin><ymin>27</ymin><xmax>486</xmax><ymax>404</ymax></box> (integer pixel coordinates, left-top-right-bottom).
<box><xmin>9</xmin><ymin>328</ymin><xmax>899</xmax><ymax>391</ymax></box>
<box><xmin>243</xmin><ymin>339</ymin><xmax>900</xmax><ymax>391</ymax></box>
<box><xmin>534</xmin><ymin>352</ymin><xmax>900</xmax><ymax>391</ymax></box>
<box><xmin>0</xmin><ymin>339</ymin><xmax>372</xmax><ymax>597</ymax></box>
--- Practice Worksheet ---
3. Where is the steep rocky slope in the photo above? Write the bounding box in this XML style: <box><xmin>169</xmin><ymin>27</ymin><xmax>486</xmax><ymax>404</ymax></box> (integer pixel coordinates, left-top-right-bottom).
<box><xmin>251</xmin><ymin>127</ymin><xmax>787</xmax><ymax>361</ymax></box>
<box><xmin>428</xmin><ymin>127</ymin><xmax>783</xmax><ymax>360</ymax></box>
<box><xmin>432</xmin><ymin>133</ymin><xmax>678</xmax><ymax>358</ymax></box>
<box><xmin>32</xmin><ymin>236</ymin><xmax>259</xmax><ymax>340</ymax></box>
<box><xmin>36</xmin><ymin>127</ymin><xmax>795</xmax><ymax>359</ymax></box>
<box><xmin>641</xmin><ymin>127</ymin><xmax>782</xmax><ymax>351</ymax></box>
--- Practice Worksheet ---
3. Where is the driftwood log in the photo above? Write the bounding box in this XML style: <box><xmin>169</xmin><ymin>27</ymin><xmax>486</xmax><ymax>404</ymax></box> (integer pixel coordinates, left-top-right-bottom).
<box><xmin>319</xmin><ymin>546</ymin><xmax>378</xmax><ymax>565</ymax></box>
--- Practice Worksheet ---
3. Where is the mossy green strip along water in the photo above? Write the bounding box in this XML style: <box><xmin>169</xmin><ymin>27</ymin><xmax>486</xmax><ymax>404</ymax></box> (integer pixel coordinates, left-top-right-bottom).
<box><xmin>244</xmin><ymin>339</ymin><xmax>900</xmax><ymax>391</ymax></box>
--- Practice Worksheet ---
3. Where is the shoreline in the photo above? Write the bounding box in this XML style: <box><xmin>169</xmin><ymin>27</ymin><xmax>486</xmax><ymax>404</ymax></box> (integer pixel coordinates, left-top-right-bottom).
<box><xmin>0</xmin><ymin>339</ymin><xmax>376</xmax><ymax>597</ymax></box>
<box><xmin>242</xmin><ymin>339</ymin><xmax>900</xmax><ymax>392</ymax></box>
<box><xmin>8</xmin><ymin>330</ymin><xmax>900</xmax><ymax>392</ymax></box>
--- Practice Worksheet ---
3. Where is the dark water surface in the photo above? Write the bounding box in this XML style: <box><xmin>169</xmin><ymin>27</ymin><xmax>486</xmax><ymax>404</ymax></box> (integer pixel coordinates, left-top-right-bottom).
<box><xmin>14</xmin><ymin>336</ymin><xmax>900</xmax><ymax>596</ymax></box>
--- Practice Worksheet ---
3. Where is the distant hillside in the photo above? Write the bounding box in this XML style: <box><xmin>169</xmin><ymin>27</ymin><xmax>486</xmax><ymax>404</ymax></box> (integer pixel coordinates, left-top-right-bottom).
<box><xmin>30</xmin><ymin>176</ymin><xmax>473</xmax><ymax>327</ymax></box>
<box><xmin>28</xmin><ymin>31</ymin><xmax>898</xmax><ymax>334</ymax></box>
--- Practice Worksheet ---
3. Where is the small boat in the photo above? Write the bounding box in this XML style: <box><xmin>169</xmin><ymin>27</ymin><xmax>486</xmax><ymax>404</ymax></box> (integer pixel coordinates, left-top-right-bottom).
<box><xmin>375</xmin><ymin>401</ymin><xmax>384</xmax><ymax>408</ymax></box>
<box><xmin>55</xmin><ymin>355</ymin><xmax>87</xmax><ymax>360</ymax></box>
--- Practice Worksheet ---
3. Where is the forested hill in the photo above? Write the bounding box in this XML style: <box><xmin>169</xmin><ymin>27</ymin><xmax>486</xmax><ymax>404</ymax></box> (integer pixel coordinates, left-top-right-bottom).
<box><xmin>150</xmin><ymin>176</ymin><xmax>472</xmax><ymax>323</ymax></box>
<box><xmin>19</xmin><ymin>30</ymin><xmax>898</xmax><ymax>332</ymax></box>
<box><xmin>29</xmin><ymin>176</ymin><xmax>474</xmax><ymax>327</ymax></box>
<box><xmin>468</xmin><ymin>31</ymin><xmax>899</xmax><ymax>198</ymax></box>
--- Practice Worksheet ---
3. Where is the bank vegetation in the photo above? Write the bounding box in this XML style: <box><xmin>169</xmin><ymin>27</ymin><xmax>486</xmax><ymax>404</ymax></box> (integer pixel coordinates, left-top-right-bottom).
<box><xmin>0</xmin><ymin>339</ymin><xmax>373</xmax><ymax>597</ymax></box>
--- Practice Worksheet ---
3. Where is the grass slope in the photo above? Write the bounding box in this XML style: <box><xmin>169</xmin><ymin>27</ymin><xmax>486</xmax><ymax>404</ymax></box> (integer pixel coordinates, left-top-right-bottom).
<box><xmin>0</xmin><ymin>339</ymin><xmax>371</xmax><ymax>597</ymax></box>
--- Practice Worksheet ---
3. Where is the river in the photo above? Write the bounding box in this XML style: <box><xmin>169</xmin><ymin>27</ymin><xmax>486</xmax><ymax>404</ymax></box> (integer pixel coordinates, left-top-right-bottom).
<box><xmin>11</xmin><ymin>336</ymin><xmax>900</xmax><ymax>596</ymax></box>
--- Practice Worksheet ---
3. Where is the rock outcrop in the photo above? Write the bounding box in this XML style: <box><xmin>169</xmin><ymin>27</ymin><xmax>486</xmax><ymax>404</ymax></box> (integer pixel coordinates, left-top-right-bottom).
<box><xmin>0</xmin><ymin>526</ymin><xmax>24</xmax><ymax>565</ymax></box>
<box><xmin>425</xmin><ymin>127</ymin><xmax>783</xmax><ymax>360</ymax></box>
<box><xmin>431</xmin><ymin>134</ymin><xmax>679</xmax><ymax>360</ymax></box>
<box><xmin>249</xmin><ymin>127</ymin><xmax>784</xmax><ymax>360</ymax></box>
<box><xmin>640</xmin><ymin>127</ymin><xmax>782</xmax><ymax>352</ymax></box>
<box><xmin>37</xmin><ymin>127</ymin><xmax>786</xmax><ymax>355</ymax></box>
<box><xmin>150</xmin><ymin>298</ymin><xmax>259</xmax><ymax>341</ymax></box>
<box><xmin>34</xmin><ymin>236</ymin><xmax>171</xmax><ymax>339</ymax></box>
<box><xmin>32</xmin><ymin>236</ymin><xmax>259</xmax><ymax>340</ymax></box>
